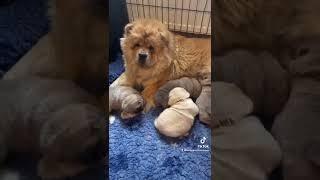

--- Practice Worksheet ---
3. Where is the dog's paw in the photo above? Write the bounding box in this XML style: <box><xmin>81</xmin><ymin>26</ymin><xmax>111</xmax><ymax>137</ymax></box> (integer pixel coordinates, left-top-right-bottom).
<box><xmin>141</xmin><ymin>85</ymin><xmax>158</xmax><ymax>112</ymax></box>
<box><xmin>143</xmin><ymin>99</ymin><xmax>156</xmax><ymax>113</ymax></box>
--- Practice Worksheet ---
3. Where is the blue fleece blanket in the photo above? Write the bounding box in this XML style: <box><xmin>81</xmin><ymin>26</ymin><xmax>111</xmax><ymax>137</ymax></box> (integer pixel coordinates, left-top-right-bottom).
<box><xmin>109</xmin><ymin>53</ymin><xmax>212</xmax><ymax>180</ymax></box>
<box><xmin>0</xmin><ymin>0</ymin><xmax>49</xmax><ymax>77</ymax></box>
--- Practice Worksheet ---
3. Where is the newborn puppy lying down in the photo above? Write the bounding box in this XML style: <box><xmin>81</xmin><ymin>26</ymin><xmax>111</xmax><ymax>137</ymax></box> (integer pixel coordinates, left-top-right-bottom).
<box><xmin>156</xmin><ymin>77</ymin><xmax>212</xmax><ymax>126</ymax></box>
<box><xmin>154</xmin><ymin>77</ymin><xmax>212</xmax><ymax>137</ymax></box>
<box><xmin>154</xmin><ymin>87</ymin><xmax>199</xmax><ymax>138</ymax></box>
<box><xmin>0</xmin><ymin>77</ymin><xmax>105</xmax><ymax>179</ymax></box>
<box><xmin>109</xmin><ymin>86</ymin><xmax>144</xmax><ymax>119</ymax></box>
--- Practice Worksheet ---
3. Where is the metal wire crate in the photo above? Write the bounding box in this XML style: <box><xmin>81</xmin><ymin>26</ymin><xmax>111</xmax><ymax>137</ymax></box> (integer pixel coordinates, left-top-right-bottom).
<box><xmin>125</xmin><ymin>0</ymin><xmax>211</xmax><ymax>35</ymax></box>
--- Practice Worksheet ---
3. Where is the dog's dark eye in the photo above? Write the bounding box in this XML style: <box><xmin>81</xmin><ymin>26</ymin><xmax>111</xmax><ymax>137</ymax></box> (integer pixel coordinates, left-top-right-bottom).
<box><xmin>133</xmin><ymin>43</ymin><xmax>140</xmax><ymax>48</ymax></box>
<box><xmin>149</xmin><ymin>46</ymin><xmax>154</xmax><ymax>52</ymax></box>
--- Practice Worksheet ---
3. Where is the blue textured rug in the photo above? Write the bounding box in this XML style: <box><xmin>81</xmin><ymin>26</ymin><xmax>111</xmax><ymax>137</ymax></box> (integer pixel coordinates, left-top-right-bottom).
<box><xmin>109</xmin><ymin>53</ymin><xmax>211</xmax><ymax>180</ymax></box>
<box><xmin>0</xmin><ymin>0</ymin><xmax>49</xmax><ymax>76</ymax></box>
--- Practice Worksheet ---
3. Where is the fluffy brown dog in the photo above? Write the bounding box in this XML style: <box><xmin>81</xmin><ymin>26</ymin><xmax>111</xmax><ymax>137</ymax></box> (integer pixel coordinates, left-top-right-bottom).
<box><xmin>112</xmin><ymin>19</ymin><xmax>211</xmax><ymax>111</ymax></box>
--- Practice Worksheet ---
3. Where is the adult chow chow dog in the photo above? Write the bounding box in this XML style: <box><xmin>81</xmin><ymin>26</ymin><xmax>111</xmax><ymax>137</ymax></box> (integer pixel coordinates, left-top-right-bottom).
<box><xmin>112</xmin><ymin>19</ymin><xmax>211</xmax><ymax>111</ymax></box>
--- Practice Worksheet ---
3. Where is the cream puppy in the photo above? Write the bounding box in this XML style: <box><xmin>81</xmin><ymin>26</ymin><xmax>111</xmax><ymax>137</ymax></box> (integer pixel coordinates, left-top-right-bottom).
<box><xmin>154</xmin><ymin>87</ymin><xmax>199</xmax><ymax>138</ymax></box>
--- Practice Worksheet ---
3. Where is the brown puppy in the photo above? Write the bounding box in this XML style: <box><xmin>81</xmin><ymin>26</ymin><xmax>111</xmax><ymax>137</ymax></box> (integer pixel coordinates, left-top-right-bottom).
<box><xmin>112</xmin><ymin>19</ymin><xmax>211</xmax><ymax>111</ymax></box>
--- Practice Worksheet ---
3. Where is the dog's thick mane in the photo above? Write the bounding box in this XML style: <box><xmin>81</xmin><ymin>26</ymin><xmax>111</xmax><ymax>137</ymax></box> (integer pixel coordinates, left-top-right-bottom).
<box><xmin>169</xmin><ymin>35</ymin><xmax>211</xmax><ymax>80</ymax></box>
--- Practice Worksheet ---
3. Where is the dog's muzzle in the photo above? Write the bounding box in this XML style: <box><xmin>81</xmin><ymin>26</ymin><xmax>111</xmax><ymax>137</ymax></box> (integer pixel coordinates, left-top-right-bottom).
<box><xmin>138</xmin><ymin>52</ymin><xmax>148</xmax><ymax>64</ymax></box>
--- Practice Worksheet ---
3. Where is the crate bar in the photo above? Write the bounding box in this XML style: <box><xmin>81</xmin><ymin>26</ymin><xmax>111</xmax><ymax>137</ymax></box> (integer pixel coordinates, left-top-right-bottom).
<box><xmin>161</xmin><ymin>0</ymin><xmax>163</xmax><ymax>22</ymax></box>
<box><xmin>167</xmin><ymin>0</ymin><xmax>169</xmax><ymax>28</ymax></box>
<box><xmin>129</xmin><ymin>0</ymin><xmax>134</xmax><ymax>21</ymax></box>
<box><xmin>192</xmin><ymin>0</ymin><xmax>199</xmax><ymax>33</ymax></box>
<box><xmin>186</xmin><ymin>0</ymin><xmax>191</xmax><ymax>32</ymax></box>
<box><xmin>179</xmin><ymin>0</ymin><xmax>183</xmax><ymax>31</ymax></box>
<box><xmin>142</xmin><ymin>0</ymin><xmax>145</xmax><ymax>17</ymax></box>
<box><xmin>199</xmin><ymin>0</ymin><xmax>208</xmax><ymax>33</ymax></box>
<box><xmin>148</xmin><ymin>0</ymin><xmax>151</xmax><ymax>18</ymax></box>
<box><xmin>126</xmin><ymin>2</ymin><xmax>211</xmax><ymax>13</ymax></box>
<box><xmin>126</xmin><ymin>0</ymin><xmax>211</xmax><ymax>35</ymax></box>
<box><xmin>206</xmin><ymin>17</ymin><xmax>211</xmax><ymax>35</ymax></box>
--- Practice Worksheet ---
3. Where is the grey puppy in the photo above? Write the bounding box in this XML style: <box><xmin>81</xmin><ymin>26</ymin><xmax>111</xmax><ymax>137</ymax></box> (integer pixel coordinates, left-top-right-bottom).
<box><xmin>155</xmin><ymin>77</ymin><xmax>202</xmax><ymax>108</ymax></box>
<box><xmin>0</xmin><ymin>77</ymin><xmax>105</xmax><ymax>179</ymax></box>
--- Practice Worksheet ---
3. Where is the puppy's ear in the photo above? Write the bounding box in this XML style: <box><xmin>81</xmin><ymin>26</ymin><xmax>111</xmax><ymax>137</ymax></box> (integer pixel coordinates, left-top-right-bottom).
<box><xmin>124</xmin><ymin>23</ymin><xmax>134</xmax><ymax>36</ymax></box>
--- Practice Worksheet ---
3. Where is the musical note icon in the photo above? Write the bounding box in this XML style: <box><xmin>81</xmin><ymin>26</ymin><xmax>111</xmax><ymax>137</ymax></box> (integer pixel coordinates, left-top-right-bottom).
<box><xmin>200</xmin><ymin>137</ymin><xmax>206</xmax><ymax>144</ymax></box>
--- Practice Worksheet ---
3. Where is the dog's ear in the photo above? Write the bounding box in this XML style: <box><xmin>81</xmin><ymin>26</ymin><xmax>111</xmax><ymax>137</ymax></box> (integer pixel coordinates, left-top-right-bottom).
<box><xmin>159</xmin><ymin>30</ymin><xmax>175</xmax><ymax>49</ymax></box>
<box><xmin>120</xmin><ymin>38</ymin><xmax>125</xmax><ymax>47</ymax></box>
<box><xmin>124</xmin><ymin>23</ymin><xmax>134</xmax><ymax>36</ymax></box>
<box><xmin>160</xmin><ymin>32</ymin><xmax>168</xmax><ymax>44</ymax></box>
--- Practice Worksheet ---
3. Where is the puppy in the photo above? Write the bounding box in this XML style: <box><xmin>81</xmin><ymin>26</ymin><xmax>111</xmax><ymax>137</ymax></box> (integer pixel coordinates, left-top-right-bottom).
<box><xmin>112</xmin><ymin>19</ymin><xmax>211</xmax><ymax>111</ymax></box>
<box><xmin>154</xmin><ymin>87</ymin><xmax>199</xmax><ymax>138</ymax></box>
<box><xmin>109</xmin><ymin>86</ymin><xmax>144</xmax><ymax>119</ymax></box>
<box><xmin>155</xmin><ymin>77</ymin><xmax>202</xmax><ymax>108</ymax></box>
<box><xmin>0</xmin><ymin>78</ymin><xmax>105</xmax><ymax>179</ymax></box>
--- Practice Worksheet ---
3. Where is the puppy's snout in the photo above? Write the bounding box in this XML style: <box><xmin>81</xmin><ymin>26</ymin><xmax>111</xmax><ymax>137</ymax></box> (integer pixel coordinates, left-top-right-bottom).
<box><xmin>138</xmin><ymin>52</ymin><xmax>148</xmax><ymax>64</ymax></box>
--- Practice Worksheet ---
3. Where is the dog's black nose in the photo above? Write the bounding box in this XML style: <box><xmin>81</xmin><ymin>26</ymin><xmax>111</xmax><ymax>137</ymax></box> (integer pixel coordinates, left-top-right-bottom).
<box><xmin>138</xmin><ymin>53</ymin><xmax>148</xmax><ymax>64</ymax></box>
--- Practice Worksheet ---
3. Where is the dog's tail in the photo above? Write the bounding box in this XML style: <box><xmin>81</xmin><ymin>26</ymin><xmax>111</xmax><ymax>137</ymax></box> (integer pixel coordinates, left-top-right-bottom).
<box><xmin>0</xmin><ymin>170</ymin><xmax>20</xmax><ymax>180</ymax></box>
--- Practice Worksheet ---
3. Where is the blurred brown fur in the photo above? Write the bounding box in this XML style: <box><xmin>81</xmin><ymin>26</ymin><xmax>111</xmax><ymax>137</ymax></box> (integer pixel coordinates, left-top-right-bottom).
<box><xmin>214</xmin><ymin>0</ymin><xmax>320</xmax><ymax>54</ymax></box>
<box><xmin>49</xmin><ymin>0</ymin><xmax>108</xmax><ymax>95</ymax></box>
